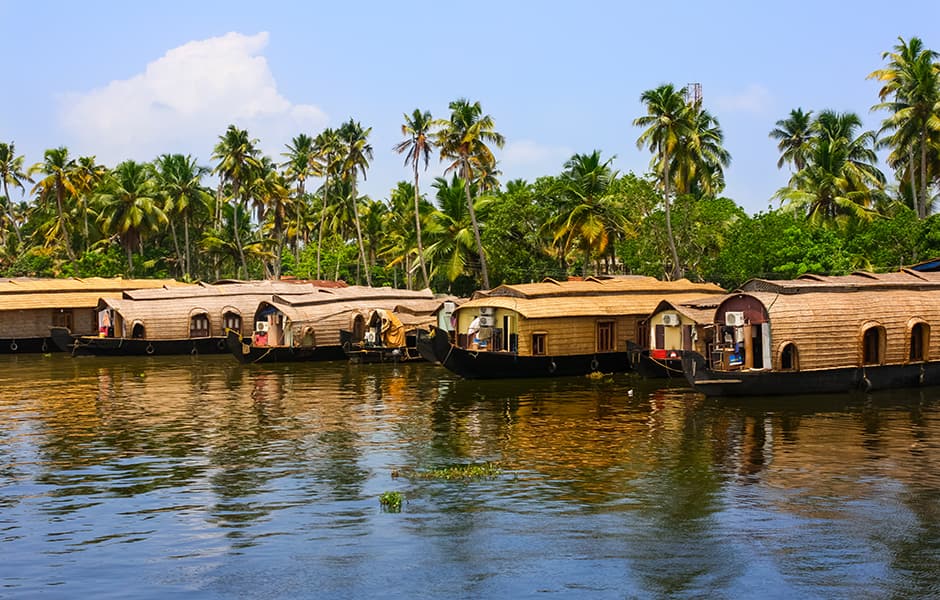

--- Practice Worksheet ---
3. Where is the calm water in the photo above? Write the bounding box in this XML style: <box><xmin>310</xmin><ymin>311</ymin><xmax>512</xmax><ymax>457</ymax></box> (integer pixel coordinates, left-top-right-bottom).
<box><xmin>2</xmin><ymin>354</ymin><xmax>940</xmax><ymax>599</ymax></box>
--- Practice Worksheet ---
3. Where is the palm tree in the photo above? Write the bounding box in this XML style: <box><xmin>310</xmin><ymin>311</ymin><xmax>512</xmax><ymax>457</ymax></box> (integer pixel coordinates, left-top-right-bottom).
<box><xmin>543</xmin><ymin>151</ymin><xmax>624</xmax><ymax>275</ymax></box>
<box><xmin>281</xmin><ymin>133</ymin><xmax>318</xmax><ymax>260</ymax></box>
<box><xmin>0</xmin><ymin>142</ymin><xmax>32</xmax><ymax>246</ymax></box>
<box><xmin>670</xmin><ymin>104</ymin><xmax>731</xmax><ymax>197</ymax></box>
<box><xmin>634</xmin><ymin>84</ymin><xmax>692</xmax><ymax>279</ymax></box>
<box><xmin>775</xmin><ymin>110</ymin><xmax>885</xmax><ymax>224</ymax></box>
<box><xmin>313</xmin><ymin>128</ymin><xmax>343</xmax><ymax>279</ymax></box>
<box><xmin>337</xmin><ymin>119</ymin><xmax>373</xmax><ymax>286</ymax></box>
<box><xmin>869</xmin><ymin>36</ymin><xmax>940</xmax><ymax>218</ymax></box>
<box><xmin>435</xmin><ymin>98</ymin><xmax>504</xmax><ymax>289</ymax></box>
<box><xmin>30</xmin><ymin>147</ymin><xmax>81</xmax><ymax>260</ymax></box>
<box><xmin>769</xmin><ymin>108</ymin><xmax>815</xmax><ymax>172</ymax></box>
<box><xmin>154</xmin><ymin>154</ymin><xmax>210</xmax><ymax>279</ymax></box>
<box><xmin>394</xmin><ymin>108</ymin><xmax>435</xmax><ymax>289</ymax></box>
<box><xmin>96</xmin><ymin>160</ymin><xmax>167</xmax><ymax>273</ymax></box>
<box><xmin>425</xmin><ymin>175</ymin><xmax>483</xmax><ymax>284</ymax></box>
<box><xmin>251</xmin><ymin>157</ymin><xmax>292</xmax><ymax>278</ymax></box>
<box><xmin>73</xmin><ymin>156</ymin><xmax>106</xmax><ymax>251</ymax></box>
<box><xmin>212</xmin><ymin>125</ymin><xmax>261</xmax><ymax>278</ymax></box>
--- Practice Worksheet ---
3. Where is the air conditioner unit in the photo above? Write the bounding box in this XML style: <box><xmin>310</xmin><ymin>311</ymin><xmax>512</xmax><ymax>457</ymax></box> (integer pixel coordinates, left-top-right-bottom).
<box><xmin>479</xmin><ymin>315</ymin><xmax>495</xmax><ymax>327</ymax></box>
<box><xmin>479</xmin><ymin>307</ymin><xmax>494</xmax><ymax>316</ymax></box>
<box><xmin>725</xmin><ymin>311</ymin><xmax>745</xmax><ymax>327</ymax></box>
<box><xmin>661</xmin><ymin>313</ymin><xmax>681</xmax><ymax>327</ymax></box>
<box><xmin>255</xmin><ymin>321</ymin><xmax>269</xmax><ymax>332</ymax></box>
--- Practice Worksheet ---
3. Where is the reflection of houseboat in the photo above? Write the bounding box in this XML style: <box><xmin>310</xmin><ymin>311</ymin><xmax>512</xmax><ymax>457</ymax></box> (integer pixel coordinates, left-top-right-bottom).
<box><xmin>227</xmin><ymin>287</ymin><xmax>436</xmax><ymax>363</ymax></box>
<box><xmin>639</xmin><ymin>297</ymin><xmax>724</xmax><ymax>378</ymax></box>
<box><xmin>52</xmin><ymin>280</ymin><xmax>336</xmax><ymax>356</ymax></box>
<box><xmin>418</xmin><ymin>276</ymin><xmax>725</xmax><ymax>379</ymax></box>
<box><xmin>0</xmin><ymin>277</ymin><xmax>183</xmax><ymax>354</ymax></box>
<box><xmin>682</xmin><ymin>270</ymin><xmax>940</xmax><ymax>396</ymax></box>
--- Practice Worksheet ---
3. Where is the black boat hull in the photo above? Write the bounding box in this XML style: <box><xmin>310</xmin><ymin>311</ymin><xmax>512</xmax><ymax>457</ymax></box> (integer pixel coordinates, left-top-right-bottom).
<box><xmin>339</xmin><ymin>329</ymin><xmax>425</xmax><ymax>364</ymax></box>
<box><xmin>682</xmin><ymin>352</ymin><xmax>940</xmax><ymax>397</ymax></box>
<box><xmin>51</xmin><ymin>326</ymin><xmax>230</xmax><ymax>356</ymax></box>
<box><xmin>417</xmin><ymin>325</ymin><xmax>629</xmax><ymax>379</ymax></box>
<box><xmin>0</xmin><ymin>336</ymin><xmax>58</xmax><ymax>354</ymax></box>
<box><xmin>226</xmin><ymin>329</ymin><xmax>347</xmax><ymax>363</ymax></box>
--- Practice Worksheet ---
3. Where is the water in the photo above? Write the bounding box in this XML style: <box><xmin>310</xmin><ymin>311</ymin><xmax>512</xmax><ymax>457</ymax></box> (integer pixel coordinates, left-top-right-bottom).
<box><xmin>2</xmin><ymin>354</ymin><xmax>940</xmax><ymax>599</ymax></box>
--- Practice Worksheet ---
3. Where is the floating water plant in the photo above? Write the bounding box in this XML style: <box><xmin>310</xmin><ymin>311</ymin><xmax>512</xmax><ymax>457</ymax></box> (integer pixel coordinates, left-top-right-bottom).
<box><xmin>401</xmin><ymin>462</ymin><xmax>502</xmax><ymax>481</ymax></box>
<box><xmin>379</xmin><ymin>491</ymin><xmax>403</xmax><ymax>512</ymax></box>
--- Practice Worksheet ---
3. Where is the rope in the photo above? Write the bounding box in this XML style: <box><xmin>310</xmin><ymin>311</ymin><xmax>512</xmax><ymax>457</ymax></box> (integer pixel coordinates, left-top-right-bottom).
<box><xmin>646</xmin><ymin>355</ymin><xmax>685</xmax><ymax>374</ymax></box>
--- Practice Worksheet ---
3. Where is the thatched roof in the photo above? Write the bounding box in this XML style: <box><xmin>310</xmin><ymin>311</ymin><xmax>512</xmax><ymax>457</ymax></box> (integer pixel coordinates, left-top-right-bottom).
<box><xmin>457</xmin><ymin>278</ymin><xmax>725</xmax><ymax>319</ymax></box>
<box><xmin>270</xmin><ymin>286</ymin><xmax>435</xmax><ymax>308</ymax></box>
<box><xmin>0</xmin><ymin>277</ymin><xmax>186</xmax><ymax>311</ymax></box>
<box><xmin>475</xmin><ymin>276</ymin><xmax>723</xmax><ymax>301</ymax></box>
<box><xmin>652</xmin><ymin>296</ymin><xmax>725</xmax><ymax>325</ymax></box>
<box><xmin>740</xmin><ymin>269</ymin><xmax>940</xmax><ymax>294</ymax></box>
<box><xmin>124</xmin><ymin>280</ymin><xmax>324</xmax><ymax>300</ymax></box>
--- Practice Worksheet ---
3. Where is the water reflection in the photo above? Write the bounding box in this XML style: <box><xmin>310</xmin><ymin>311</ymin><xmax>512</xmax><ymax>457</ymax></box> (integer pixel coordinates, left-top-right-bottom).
<box><xmin>2</xmin><ymin>355</ymin><xmax>940</xmax><ymax>597</ymax></box>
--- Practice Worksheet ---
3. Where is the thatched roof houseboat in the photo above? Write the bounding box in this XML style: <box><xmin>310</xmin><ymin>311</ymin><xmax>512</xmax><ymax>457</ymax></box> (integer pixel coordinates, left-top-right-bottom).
<box><xmin>642</xmin><ymin>296</ymin><xmax>725</xmax><ymax>378</ymax></box>
<box><xmin>683</xmin><ymin>269</ymin><xmax>940</xmax><ymax>396</ymax></box>
<box><xmin>53</xmin><ymin>280</ymin><xmax>332</xmax><ymax>356</ymax></box>
<box><xmin>227</xmin><ymin>286</ymin><xmax>437</xmax><ymax>363</ymax></box>
<box><xmin>0</xmin><ymin>277</ymin><xmax>184</xmax><ymax>354</ymax></box>
<box><xmin>417</xmin><ymin>276</ymin><xmax>725</xmax><ymax>379</ymax></box>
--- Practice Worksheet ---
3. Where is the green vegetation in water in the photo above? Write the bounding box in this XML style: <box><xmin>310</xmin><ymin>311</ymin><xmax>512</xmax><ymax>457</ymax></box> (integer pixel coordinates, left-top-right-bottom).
<box><xmin>379</xmin><ymin>491</ymin><xmax>403</xmax><ymax>512</ymax></box>
<box><xmin>395</xmin><ymin>462</ymin><xmax>502</xmax><ymax>481</ymax></box>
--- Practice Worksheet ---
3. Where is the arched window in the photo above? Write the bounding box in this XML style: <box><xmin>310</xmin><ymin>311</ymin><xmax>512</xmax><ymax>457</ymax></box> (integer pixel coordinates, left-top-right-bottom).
<box><xmin>132</xmin><ymin>322</ymin><xmax>145</xmax><ymax>338</ymax></box>
<box><xmin>190</xmin><ymin>312</ymin><xmax>210</xmax><ymax>338</ymax></box>
<box><xmin>780</xmin><ymin>343</ymin><xmax>799</xmax><ymax>371</ymax></box>
<box><xmin>910</xmin><ymin>322</ymin><xmax>929</xmax><ymax>362</ymax></box>
<box><xmin>863</xmin><ymin>326</ymin><xmax>885</xmax><ymax>365</ymax></box>
<box><xmin>223</xmin><ymin>311</ymin><xmax>242</xmax><ymax>334</ymax></box>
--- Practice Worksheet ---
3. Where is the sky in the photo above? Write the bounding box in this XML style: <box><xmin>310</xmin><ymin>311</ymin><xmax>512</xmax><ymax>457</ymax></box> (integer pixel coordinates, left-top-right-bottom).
<box><xmin>1</xmin><ymin>1</ymin><xmax>938</xmax><ymax>215</ymax></box>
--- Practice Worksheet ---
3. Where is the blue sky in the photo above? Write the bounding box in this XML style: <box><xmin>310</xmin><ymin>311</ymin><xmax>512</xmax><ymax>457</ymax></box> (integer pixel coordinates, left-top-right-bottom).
<box><xmin>1</xmin><ymin>1</ymin><xmax>938</xmax><ymax>215</ymax></box>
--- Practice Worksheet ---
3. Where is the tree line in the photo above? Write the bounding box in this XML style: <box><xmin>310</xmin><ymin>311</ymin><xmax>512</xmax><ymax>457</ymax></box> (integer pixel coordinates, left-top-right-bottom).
<box><xmin>0</xmin><ymin>36</ymin><xmax>938</xmax><ymax>294</ymax></box>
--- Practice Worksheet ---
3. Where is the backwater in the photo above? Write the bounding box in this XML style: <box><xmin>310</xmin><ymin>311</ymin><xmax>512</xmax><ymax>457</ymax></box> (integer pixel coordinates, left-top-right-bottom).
<box><xmin>2</xmin><ymin>353</ymin><xmax>939</xmax><ymax>599</ymax></box>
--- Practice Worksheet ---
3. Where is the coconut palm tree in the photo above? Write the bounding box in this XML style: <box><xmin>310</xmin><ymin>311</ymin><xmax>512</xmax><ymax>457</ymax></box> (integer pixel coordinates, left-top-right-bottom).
<box><xmin>313</xmin><ymin>128</ymin><xmax>343</xmax><ymax>279</ymax></box>
<box><xmin>281</xmin><ymin>133</ymin><xmax>318</xmax><ymax>260</ymax></box>
<box><xmin>425</xmin><ymin>175</ymin><xmax>485</xmax><ymax>284</ymax></box>
<box><xmin>869</xmin><ymin>36</ymin><xmax>940</xmax><ymax>218</ymax></box>
<box><xmin>30</xmin><ymin>147</ymin><xmax>81</xmax><ymax>260</ymax></box>
<box><xmin>0</xmin><ymin>142</ymin><xmax>32</xmax><ymax>246</ymax></box>
<box><xmin>337</xmin><ymin>119</ymin><xmax>373</xmax><ymax>286</ymax></box>
<box><xmin>154</xmin><ymin>154</ymin><xmax>210</xmax><ymax>279</ymax></box>
<box><xmin>769</xmin><ymin>108</ymin><xmax>815</xmax><ymax>172</ymax></box>
<box><xmin>96</xmin><ymin>160</ymin><xmax>167</xmax><ymax>273</ymax></box>
<box><xmin>544</xmin><ymin>151</ymin><xmax>624</xmax><ymax>276</ymax></box>
<box><xmin>775</xmin><ymin>110</ymin><xmax>885</xmax><ymax>224</ymax></box>
<box><xmin>394</xmin><ymin>108</ymin><xmax>435</xmax><ymax>288</ymax></box>
<box><xmin>435</xmin><ymin>98</ymin><xmax>504</xmax><ymax>289</ymax></box>
<box><xmin>212</xmin><ymin>125</ymin><xmax>262</xmax><ymax>278</ymax></box>
<box><xmin>634</xmin><ymin>84</ymin><xmax>692</xmax><ymax>279</ymax></box>
<box><xmin>671</xmin><ymin>104</ymin><xmax>731</xmax><ymax>197</ymax></box>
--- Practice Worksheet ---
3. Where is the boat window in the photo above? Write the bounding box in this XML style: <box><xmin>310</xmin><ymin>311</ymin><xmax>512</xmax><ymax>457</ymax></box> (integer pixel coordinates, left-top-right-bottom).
<box><xmin>190</xmin><ymin>313</ymin><xmax>210</xmax><ymax>338</ymax></box>
<box><xmin>132</xmin><ymin>323</ymin><xmax>145</xmax><ymax>338</ymax></box>
<box><xmin>862</xmin><ymin>326</ymin><xmax>885</xmax><ymax>365</ymax></box>
<box><xmin>596</xmin><ymin>321</ymin><xmax>615</xmax><ymax>352</ymax></box>
<box><xmin>223</xmin><ymin>311</ymin><xmax>242</xmax><ymax>334</ymax></box>
<box><xmin>910</xmin><ymin>322</ymin><xmax>929</xmax><ymax>362</ymax></box>
<box><xmin>780</xmin><ymin>343</ymin><xmax>799</xmax><ymax>371</ymax></box>
<box><xmin>532</xmin><ymin>333</ymin><xmax>547</xmax><ymax>356</ymax></box>
<box><xmin>52</xmin><ymin>309</ymin><xmax>73</xmax><ymax>330</ymax></box>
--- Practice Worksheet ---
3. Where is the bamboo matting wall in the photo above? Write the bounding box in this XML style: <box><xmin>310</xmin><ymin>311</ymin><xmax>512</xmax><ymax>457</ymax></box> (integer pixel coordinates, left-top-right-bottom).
<box><xmin>734</xmin><ymin>289</ymin><xmax>940</xmax><ymax>370</ymax></box>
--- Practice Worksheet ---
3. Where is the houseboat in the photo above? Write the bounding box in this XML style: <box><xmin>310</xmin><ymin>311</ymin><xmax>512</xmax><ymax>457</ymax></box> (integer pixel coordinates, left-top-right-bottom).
<box><xmin>51</xmin><ymin>280</ymin><xmax>338</xmax><ymax>356</ymax></box>
<box><xmin>682</xmin><ymin>270</ymin><xmax>940</xmax><ymax>396</ymax></box>
<box><xmin>638</xmin><ymin>296</ymin><xmax>724</xmax><ymax>378</ymax></box>
<box><xmin>417</xmin><ymin>276</ymin><xmax>725</xmax><ymax>379</ymax></box>
<box><xmin>339</xmin><ymin>298</ymin><xmax>461</xmax><ymax>363</ymax></box>
<box><xmin>227</xmin><ymin>286</ymin><xmax>437</xmax><ymax>363</ymax></box>
<box><xmin>0</xmin><ymin>277</ymin><xmax>184</xmax><ymax>354</ymax></box>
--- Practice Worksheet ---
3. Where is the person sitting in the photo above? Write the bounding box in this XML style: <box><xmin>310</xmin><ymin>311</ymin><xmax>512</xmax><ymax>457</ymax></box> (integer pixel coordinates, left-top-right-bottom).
<box><xmin>467</xmin><ymin>316</ymin><xmax>481</xmax><ymax>349</ymax></box>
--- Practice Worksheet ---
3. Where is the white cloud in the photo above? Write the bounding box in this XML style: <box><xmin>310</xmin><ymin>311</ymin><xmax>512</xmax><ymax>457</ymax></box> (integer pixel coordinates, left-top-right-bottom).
<box><xmin>58</xmin><ymin>32</ymin><xmax>328</xmax><ymax>165</ymax></box>
<box><xmin>713</xmin><ymin>84</ymin><xmax>773</xmax><ymax>114</ymax></box>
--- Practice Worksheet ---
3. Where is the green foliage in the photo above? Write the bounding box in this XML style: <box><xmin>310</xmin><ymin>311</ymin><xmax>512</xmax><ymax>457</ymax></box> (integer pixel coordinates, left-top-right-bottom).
<box><xmin>59</xmin><ymin>245</ymin><xmax>126</xmax><ymax>277</ymax></box>
<box><xmin>379</xmin><ymin>491</ymin><xmax>403</xmax><ymax>512</ymax></box>
<box><xmin>400</xmin><ymin>462</ymin><xmax>502</xmax><ymax>480</ymax></box>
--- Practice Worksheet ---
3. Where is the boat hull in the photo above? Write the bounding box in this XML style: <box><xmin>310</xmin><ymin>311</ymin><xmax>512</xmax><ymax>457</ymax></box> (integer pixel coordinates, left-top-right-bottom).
<box><xmin>417</xmin><ymin>326</ymin><xmax>629</xmax><ymax>379</ymax></box>
<box><xmin>339</xmin><ymin>329</ymin><xmax>425</xmax><ymax>364</ymax></box>
<box><xmin>52</xmin><ymin>326</ymin><xmax>231</xmax><ymax>356</ymax></box>
<box><xmin>682</xmin><ymin>352</ymin><xmax>940</xmax><ymax>397</ymax></box>
<box><xmin>226</xmin><ymin>329</ymin><xmax>347</xmax><ymax>364</ymax></box>
<box><xmin>0</xmin><ymin>336</ymin><xmax>59</xmax><ymax>354</ymax></box>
